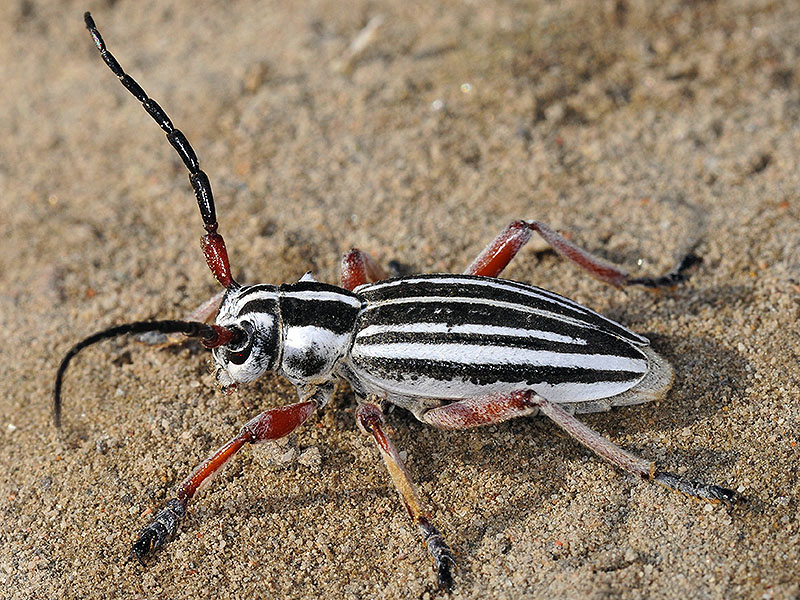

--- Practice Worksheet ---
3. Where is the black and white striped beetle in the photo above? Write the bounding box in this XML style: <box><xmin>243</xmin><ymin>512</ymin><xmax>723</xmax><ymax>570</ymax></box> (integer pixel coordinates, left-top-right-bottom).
<box><xmin>55</xmin><ymin>12</ymin><xmax>736</xmax><ymax>591</ymax></box>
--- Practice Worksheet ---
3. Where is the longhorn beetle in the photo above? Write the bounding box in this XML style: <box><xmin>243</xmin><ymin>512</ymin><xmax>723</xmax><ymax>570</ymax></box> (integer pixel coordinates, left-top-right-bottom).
<box><xmin>55</xmin><ymin>12</ymin><xmax>736</xmax><ymax>591</ymax></box>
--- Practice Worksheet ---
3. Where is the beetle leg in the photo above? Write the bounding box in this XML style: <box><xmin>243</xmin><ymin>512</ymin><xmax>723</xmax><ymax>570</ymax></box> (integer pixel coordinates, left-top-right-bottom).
<box><xmin>356</xmin><ymin>401</ymin><xmax>456</xmax><ymax>590</ymax></box>
<box><xmin>418</xmin><ymin>390</ymin><xmax>539</xmax><ymax>428</ymax></box>
<box><xmin>420</xmin><ymin>392</ymin><xmax>736</xmax><ymax>505</ymax></box>
<box><xmin>464</xmin><ymin>220</ymin><xmax>535</xmax><ymax>278</ymax></box>
<box><xmin>136</xmin><ymin>290</ymin><xmax>226</xmax><ymax>346</ymax></box>
<box><xmin>465</xmin><ymin>220</ymin><xmax>700</xmax><ymax>289</ymax></box>
<box><xmin>341</xmin><ymin>248</ymin><xmax>390</xmax><ymax>290</ymax></box>
<box><xmin>131</xmin><ymin>400</ymin><xmax>317</xmax><ymax>563</ymax></box>
<box><xmin>531</xmin><ymin>395</ymin><xmax>737</xmax><ymax>504</ymax></box>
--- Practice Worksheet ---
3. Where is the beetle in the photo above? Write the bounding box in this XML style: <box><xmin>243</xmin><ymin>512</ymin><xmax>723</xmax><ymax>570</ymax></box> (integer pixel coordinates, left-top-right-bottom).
<box><xmin>55</xmin><ymin>12</ymin><xmax>736</xmax><ymax>591</ymax></box>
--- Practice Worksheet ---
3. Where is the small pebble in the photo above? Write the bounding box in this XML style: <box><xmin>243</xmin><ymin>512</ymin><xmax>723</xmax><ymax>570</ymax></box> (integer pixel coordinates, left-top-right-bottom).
<box><xmin>298</xmin><ymin>447</ymin><xmax>321</xmax><ymax>469</ymax></box>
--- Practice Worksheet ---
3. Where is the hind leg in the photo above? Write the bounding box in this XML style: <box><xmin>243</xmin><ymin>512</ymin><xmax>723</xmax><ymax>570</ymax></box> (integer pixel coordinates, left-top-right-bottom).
<box><xmin>419</xmin><ymin>391</ymin><xmax>735</xmax><ymax>504</ymax></box>
<box><xmin>465</xmin><ymin>220</ymin><xmax>699</xmax><ymax>288</ymax></box>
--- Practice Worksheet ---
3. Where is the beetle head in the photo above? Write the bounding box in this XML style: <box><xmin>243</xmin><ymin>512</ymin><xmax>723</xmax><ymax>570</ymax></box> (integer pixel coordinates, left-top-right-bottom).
<box><xmin>211</xmin><ymin>285</ymin><xmax>281</xmax><ymax>388</ymax></box>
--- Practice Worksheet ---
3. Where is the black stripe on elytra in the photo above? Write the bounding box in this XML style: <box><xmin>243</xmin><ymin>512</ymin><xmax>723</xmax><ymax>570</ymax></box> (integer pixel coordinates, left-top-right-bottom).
<box><xmin>353</xmin><ymin>330</ymin><xmax>645</xmax><ymax>359</ymax></box>
<box><xmin>353</xmin><ymin>356</ymin><xmax>643</xmax><ymax>387</ymax></box>
<box><xmin>359</xmin><ymin>276</ymin><xmax>643</xmax><ymax>344</ymax></box>
<box><xmin>357</xmin><ymin>300</ymin><xmax>618</xmax><ymax>344</ymax></box>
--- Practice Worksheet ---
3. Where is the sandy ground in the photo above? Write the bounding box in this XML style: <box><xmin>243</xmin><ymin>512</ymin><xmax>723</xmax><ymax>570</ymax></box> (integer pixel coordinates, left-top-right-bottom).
<box><xmin>1</xmin><ymin>1</ymin><xmax>798</xmax><ymax>598</ymax></box>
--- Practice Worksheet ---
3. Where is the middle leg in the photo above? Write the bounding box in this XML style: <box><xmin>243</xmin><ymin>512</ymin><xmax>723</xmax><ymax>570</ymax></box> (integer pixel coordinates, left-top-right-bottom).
<box><xmin>341</xmin><ymin>248</ymin><xmax>390</xmax><ymax>290</ymax></box>
<box><xmin>357</xmin><ymin>401</ymin><xmax>456</xmax><ymax>590</ymax></box>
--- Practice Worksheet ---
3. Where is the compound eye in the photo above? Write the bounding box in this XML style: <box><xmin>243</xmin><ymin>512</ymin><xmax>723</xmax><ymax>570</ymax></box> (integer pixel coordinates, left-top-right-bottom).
<box><xmin>226</xmin><ymin>325</ymin><xmax>249</xmax><ymax>352</ymax></box>
<box><xmin>224</xmin><ymin>322</ymin><xmax>254</xmax><ymax>364</ymax></box>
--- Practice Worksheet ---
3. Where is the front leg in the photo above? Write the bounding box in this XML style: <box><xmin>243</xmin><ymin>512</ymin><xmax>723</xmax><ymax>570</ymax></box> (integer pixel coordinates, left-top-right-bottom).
<box><xmin>356</xmin><ymin>401</ymin><xmax>456</xmax><ymax>590</ymax></box>
<box><xmin>132</xmin><ymin>399</ymin><xmax>318</xmax><ymax>562</ymax></box>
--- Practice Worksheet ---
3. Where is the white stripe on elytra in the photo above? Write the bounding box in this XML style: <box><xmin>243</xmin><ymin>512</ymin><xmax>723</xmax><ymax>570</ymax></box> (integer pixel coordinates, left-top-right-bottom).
<box><xmin>362</xmin><ymin>295</ymin><xmax>611</xmax><ymax>335</ymax></box>
<box><xmin>358</xmin><ymin>276</ymin><xmax>647</xmax><ymax>344</ymax></box>
<box><xmin>351</xmin><ymin>342</ymin><xmax>647</xmax><ymax>372</ymax></box>
<box><xmin>359</xmin><ymin>275</ymin><xmax>585</xmax><ymax>312</ymax></box>
<box><xmin>355</xmin><ymin>322</ymin><xmax>588</xmax><ymax>345</ymax></box>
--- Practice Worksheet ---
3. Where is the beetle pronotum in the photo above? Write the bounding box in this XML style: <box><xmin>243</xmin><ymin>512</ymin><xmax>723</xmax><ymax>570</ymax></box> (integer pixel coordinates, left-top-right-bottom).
<box><xmin>55</xmin><ymin>12</ymin><xmax>736</xmax><ymax>590</ymax></box>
